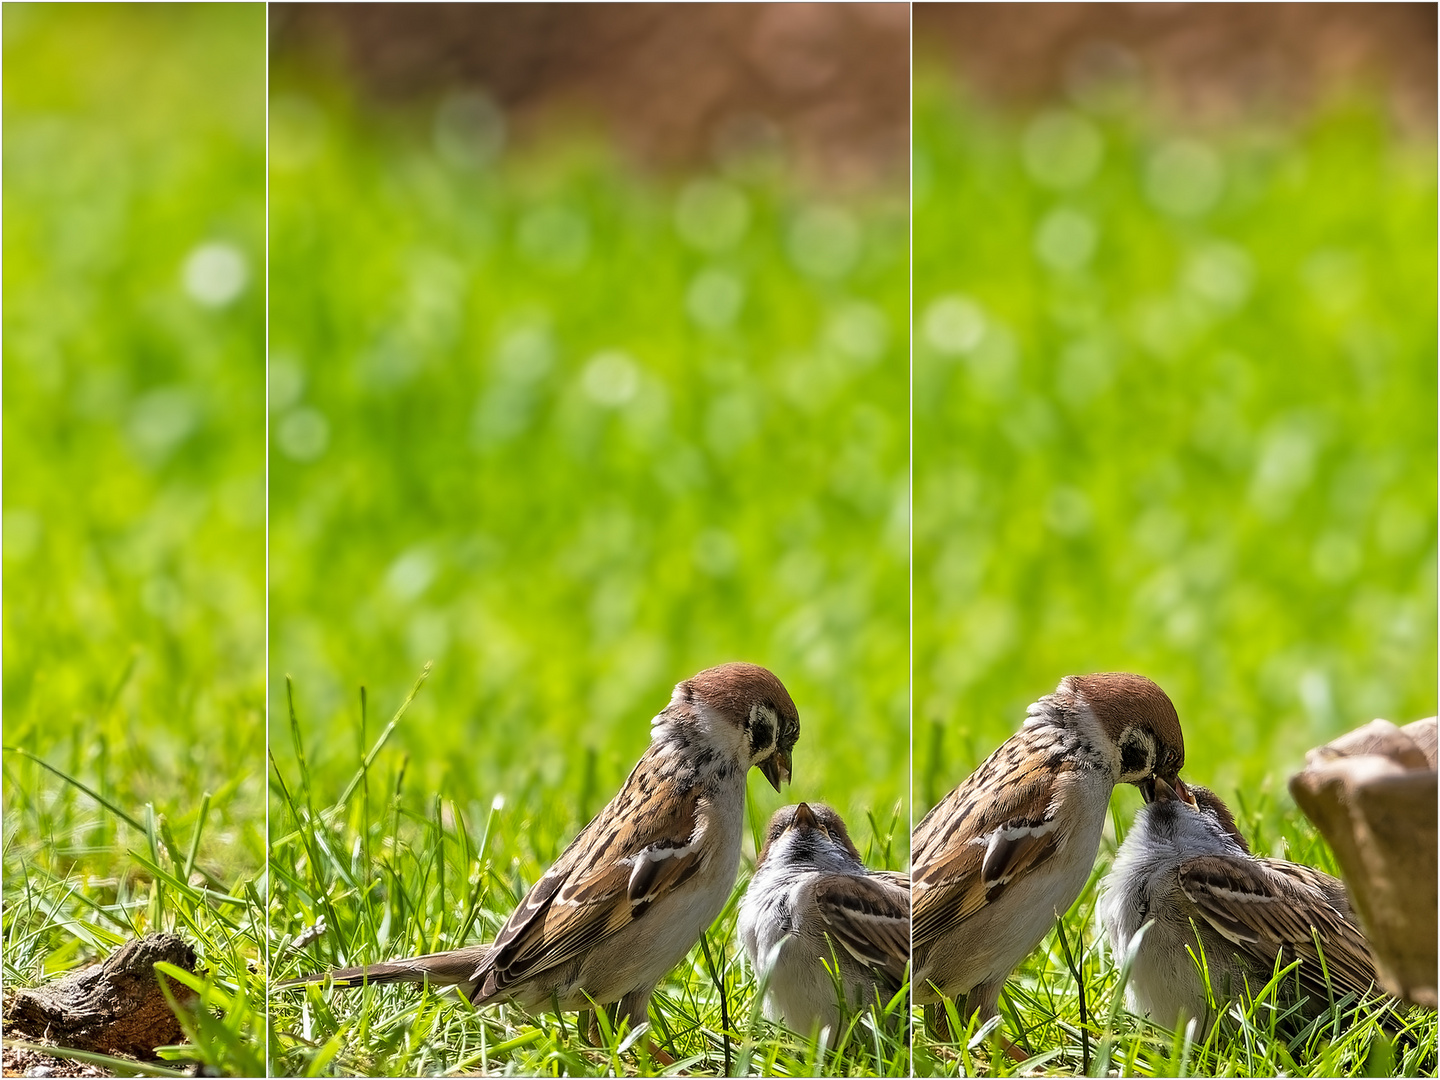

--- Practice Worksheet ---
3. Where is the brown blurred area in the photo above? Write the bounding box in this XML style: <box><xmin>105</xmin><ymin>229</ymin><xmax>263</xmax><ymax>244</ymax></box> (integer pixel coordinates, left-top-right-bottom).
<box><xmin>917</xmin><ymin>2</ymin><xmax>1436</xmax><ymax>135</ymax></box>
<box><xmin>269</xmin><ymin>2</ymin><xmax>909</xmax><ymax>187</ymax></box>
<box><xmin>270</xmin><ymin>4</ymin><xmax>1435</xmax><ymax>182</ymax></box>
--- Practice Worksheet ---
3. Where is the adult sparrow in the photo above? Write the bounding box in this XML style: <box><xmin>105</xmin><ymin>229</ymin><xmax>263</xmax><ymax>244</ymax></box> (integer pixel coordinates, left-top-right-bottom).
<box><xmin>738</xmin><ymin>802</ymin><xmax>910</xmax><ymax>1042</ymax></box>
<box><xmin>912</xmin><ymin>673</ymin><xmax>1186</xmax><ymax>1032</ymax></box>
<box><xmin>1098</xmin><ymin>777</ymin><xmax>1386</xmax><ymax>1032</ymax></box>
<box><xmin>282</xmin><ymin>662</ymin><xmax>800</xmax><ymax>1038</ymax></box>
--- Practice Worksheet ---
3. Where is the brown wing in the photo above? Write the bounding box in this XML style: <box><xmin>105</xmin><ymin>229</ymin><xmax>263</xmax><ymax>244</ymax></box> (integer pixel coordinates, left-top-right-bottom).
<box><xmin>813</xmin><ymin>871</ymin><xmax>911</xmax><ymax>988</ymax></box>
<box><xmin>475</xmin><ymin>747</ymin><xmax>706</xmax><ymax>1000</ymax></box>
<box><xmin>912</xmin><ymin>732</ymin><xmax>1067</xmax><ymax>950</ymax></box>
<box><xmin>1177</xmin><ymin>854</ymin><xmax>1382</xmax><ymax>1007</ymax></box>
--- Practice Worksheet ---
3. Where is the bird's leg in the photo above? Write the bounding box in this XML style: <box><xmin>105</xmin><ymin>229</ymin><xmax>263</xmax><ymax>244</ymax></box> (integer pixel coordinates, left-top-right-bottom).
<box><xmin>619</xmin><ymin>987</ymin><xmax>674</xmax><ymax>1066</ymax></box>
<box><xmin>968</xmin><ymin>986</ymin><xmax>1028</xmax><ymax>1064</ymax></box>
<box><xmin>999</xmin><ymin>1036</ymin><xmax>1029</xmax><ymax>1063</ymax></box>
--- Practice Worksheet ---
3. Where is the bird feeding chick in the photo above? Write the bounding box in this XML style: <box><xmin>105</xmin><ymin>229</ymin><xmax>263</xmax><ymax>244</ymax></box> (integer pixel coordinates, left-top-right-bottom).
<box><xmin>1099</xmin><ymin>776</ymin><xmax>1389</xmax><ymax>1034</ymax></box>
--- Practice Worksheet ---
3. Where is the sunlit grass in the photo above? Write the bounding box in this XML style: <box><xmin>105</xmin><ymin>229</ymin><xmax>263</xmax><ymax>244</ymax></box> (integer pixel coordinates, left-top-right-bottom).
<box><xmin>911</xmin><ymin>70</ymin><xmax>1435</xmax><ymax>1077</ymax></box>
<box><xmin>2</xmin><ymin>4</ymin><xmax>265</xmax><ymax>1072</ymax></box>
<box><xmin>267</xmin><ymin>70</ymin><xmax>908</xmax><ymax>1074</ymax></box>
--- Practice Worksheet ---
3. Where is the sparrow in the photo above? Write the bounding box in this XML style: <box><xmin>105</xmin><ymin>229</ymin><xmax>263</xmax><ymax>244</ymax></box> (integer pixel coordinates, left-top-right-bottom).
<box><xmin>282</xmin><ymin>662</ymin><xmax>800</xmax><ymax>1038</ymax></box>
<box><xmin>1098</xmin><ymin>777</ymin><xmax>1387</xmax><ymax>1033</ymax></box>
<box><xmin>912</xmin><ymin>673</ymin><xmax>1186</xmax><ymax>1032</ymax></box>
<box><xmin>737</xmin><ymin>802</ymin><xmax>910</xmax><ymax>1042</ymax></box>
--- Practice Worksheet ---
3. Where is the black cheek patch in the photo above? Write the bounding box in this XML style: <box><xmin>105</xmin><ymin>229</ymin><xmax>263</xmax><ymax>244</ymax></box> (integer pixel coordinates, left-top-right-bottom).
<box><xmin>750</xmin><ymin>716</ymin><xmax>774</xmax><ymax>756</ymax></box>
<box><xmin>1120</xmin><ymin>732</ymin><xmax>1153</xmax><ymax>777</ymax></box>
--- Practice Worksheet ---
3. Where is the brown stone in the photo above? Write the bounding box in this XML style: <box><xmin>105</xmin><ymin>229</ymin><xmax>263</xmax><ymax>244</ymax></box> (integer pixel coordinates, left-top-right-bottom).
<box><xmin>1289</xmin><ymin>718</ymin><xmax>1438</xmax><ymax>1009</ymax></box>
<box><xmin>2</xmin><ymin>934</ymin><xmax>199</xmax><ymax>1059</ymax></box>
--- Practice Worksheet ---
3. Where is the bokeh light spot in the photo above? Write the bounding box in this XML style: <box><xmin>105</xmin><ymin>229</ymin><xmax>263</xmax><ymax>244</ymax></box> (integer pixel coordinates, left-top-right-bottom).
<box><xmin>182</xmin><ymin>241</ymin><xmax>248</xmax><ymax>307</ymax></box>
<box><xmin>685</xmin><ymin>268</ymin><xmax>745</xmax><ymax>330</ymax></box>
<box><xmin>386</xmin><ymin>548</ymin><xmax>436</xmax><ymax>601</ymax></box>
<box><xmin>1034</xmin><ymin>207</ymin><xmax>1098</xmax><ymax>272</ymax></box>
<box><xmin>1145</xmin><ymin>139</ymin><xmax>1225</xmax><ymax>217</ymax></box>
<box><xmin>128</xmin><ymin>387</ymin><xmax>200</xmax><ymax>459</ymax></box>
<box><xmin>788</xmin><ymin>205</ymin><xmax>861</xmax><ymax>279</ymax></box>
<box><xmin>276</xmin><ymin>407</ymin><xmax>330</xmax><ymax>462</ymax></box>
<box><xmin>826</xmin><ymin>301</ymin><xmax>889</xmax><ymax>364</ymax></box>
<box><xmin>3</xmin><ymin>509</ymin><xmax>42</xmax><ymax>562</ymax></box>
<box><xmin>581</xmin><ymin>350</ymin><xmax>641</xmax><ymax>407</ymax></box>
<box><xmin>1023</xmin><ymin>110</ymin><xmax>1104</xmax><ymax>189</ymax></box>
<box><xmin>1184</xmin><ymin>242</ymin><xmax>1254</xmax><ymax>310</ymax></box>
<box><xmin>269</xmin><ymin>356</ymin><xmax>306</xmax><ymax>412</ymax></box>
<box><xmin>922</xmin><ymin>294</ymin><xmax>986</xmax><ymax>355</ymax></box>
<box><xmin>675</xmin><ymin>179</ymin><xmax>750</xmax><ymax>251</ymax></box>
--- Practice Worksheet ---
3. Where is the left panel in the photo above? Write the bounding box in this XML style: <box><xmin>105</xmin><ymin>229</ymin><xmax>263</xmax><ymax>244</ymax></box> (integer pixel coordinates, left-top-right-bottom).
<box><xmin>2</xmin><ymin>5</ymin><xmax>268</xmax><ymax>1075</ymax></box>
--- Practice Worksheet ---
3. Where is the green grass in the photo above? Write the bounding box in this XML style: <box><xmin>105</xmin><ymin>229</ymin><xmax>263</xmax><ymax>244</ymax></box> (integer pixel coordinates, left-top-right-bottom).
<box><xmin>7</xmin><ymin>24</ymin><xmax>1431</xmax><ymax>1077</ymax></box>
<box><xmin>912</xmin><ymin>69</ymin><xmax>1436</xmax><ymax>1077</ymax></box>
<box><xmin>266</xmin><ymin>70</ymin><xmax>908</xmax><ymax>1075</ymax></box>
<box><xmin>2</xmin><ymin>5</ymin><xmax>266</xmax><ymax>1074</ymax></box>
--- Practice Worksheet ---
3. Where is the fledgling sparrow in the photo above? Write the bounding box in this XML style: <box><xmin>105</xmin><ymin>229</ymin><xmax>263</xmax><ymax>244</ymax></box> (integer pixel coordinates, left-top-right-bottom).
<box><xmin>912</xmin><ymin>673</ymin><xmax>1186</xmax><ymax>1032</ymax></box>
<box><xmin>282</xmin><ymin>662</ymin><xmax>800</xmax><ymax>1038</ymax></box>
<box><xmin>1098</xmin><ymin>777</ymin><xmax>1387</xmax><ymax>1032</ymax></box>
<box><xmin>738</xmin><ymin>802</ymin><xmax>910</xmax><ymax>1042</ymax></box>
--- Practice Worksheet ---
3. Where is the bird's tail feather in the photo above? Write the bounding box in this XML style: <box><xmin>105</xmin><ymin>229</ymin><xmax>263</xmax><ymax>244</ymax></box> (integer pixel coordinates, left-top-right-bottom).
<box><xmin>279</xmin><ymin>946</ymin><xmax>491</xmax><ymax>993</ymax></box>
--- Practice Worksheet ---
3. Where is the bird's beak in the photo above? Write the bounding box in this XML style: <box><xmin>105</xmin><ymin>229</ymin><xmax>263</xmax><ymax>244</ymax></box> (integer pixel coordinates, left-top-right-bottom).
<box><xmin>1143</xmin><ymin>774</ymin><xmax>1187</xmax><ymax>805</ymax></box>
<box><xmin>760</xmin><ymin>749</ymin><xmax>791</xmax><ymax>793</ymax></box>
<box><xmin>791</xmin><ymin>801</ymin><xmax>816</xmax><ymax>829</ymax></box>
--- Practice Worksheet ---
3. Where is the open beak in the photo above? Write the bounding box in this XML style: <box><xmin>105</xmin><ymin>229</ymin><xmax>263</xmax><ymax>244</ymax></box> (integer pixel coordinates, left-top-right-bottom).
<box><xmin>760</xmin><ymin>749</ymin><xmax>792</xmax><ymax>793</ymax></box>
<box><xmin>790</xmin><ymin>801</ymin><xmax>816</xmax><ymax>829</ymax></box>
<box><xmin>1143</xmin><ymin>774</ymin><xmax>1190</xmax><ymax>805</ymax></box>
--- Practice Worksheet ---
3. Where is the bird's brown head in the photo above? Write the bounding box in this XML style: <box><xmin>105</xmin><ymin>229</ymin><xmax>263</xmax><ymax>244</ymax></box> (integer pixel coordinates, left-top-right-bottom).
<box><xmin>675</xmin><ymin>662</ymin><xmax>799</xmax><ymax>792</ymax></box>
<box><xmin>1065</xmin><ymin>673</ymin><xmax>1185</xmax><ymax>800</ymax></box>
<box><xmin>755</xmin><ymin>801</ymin><xmax>860</xmax><ymax>867</ymax></box>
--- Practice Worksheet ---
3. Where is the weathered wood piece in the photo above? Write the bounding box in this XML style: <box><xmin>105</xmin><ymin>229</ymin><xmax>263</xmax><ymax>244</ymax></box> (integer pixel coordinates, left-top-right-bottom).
<box><xmin>1289</xmin><ymin>717</ymin><xmax>1437</xmax><ymax>1009</ymax></box>
<box><xmin>2</xmin><ymin>934</ymin><xmax>198</xmax><ymax>1058</ymax></box>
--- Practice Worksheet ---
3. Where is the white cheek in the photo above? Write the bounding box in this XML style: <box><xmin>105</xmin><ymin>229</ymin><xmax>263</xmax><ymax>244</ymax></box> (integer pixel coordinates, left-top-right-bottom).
<box><xmin>694</xmin><ymin>701</ymin><xmax>751</xmax><ymax>760</ymax></box>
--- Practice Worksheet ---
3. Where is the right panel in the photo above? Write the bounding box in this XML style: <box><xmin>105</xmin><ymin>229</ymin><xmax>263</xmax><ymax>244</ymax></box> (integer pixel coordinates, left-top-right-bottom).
<box><xmin>912</xmin><ymin>5</ymin><xmax>1437</xmax><ymax>1074</ymax></box>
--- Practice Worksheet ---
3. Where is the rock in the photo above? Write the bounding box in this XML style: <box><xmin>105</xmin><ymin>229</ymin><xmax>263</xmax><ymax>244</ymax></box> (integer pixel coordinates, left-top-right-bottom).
<box><xmin>1289</xmin><ymin>718</ymin><xmax>1437</xmax><ymax>1008</ymax></box>
<box><xmin>2</xmin><ymin>933</ymin><xmax>199</xmax><ymax>1058</ymax></box>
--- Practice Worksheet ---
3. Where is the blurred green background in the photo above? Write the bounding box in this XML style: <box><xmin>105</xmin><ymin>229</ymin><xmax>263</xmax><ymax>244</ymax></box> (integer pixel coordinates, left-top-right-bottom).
<box><xmin>267</xmin><ymin>79</ymin><xmax>909</xmax><ymax>857</ymax></box>
<box><xmin>913</xmin><ymin>66</ymin><xmax>1437</xmax><ymax>813</ymax></box>
<box><xmin>2</xmin><ymin>0</ymin><xmax>265</xmax><ymax>976</ymax></box>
